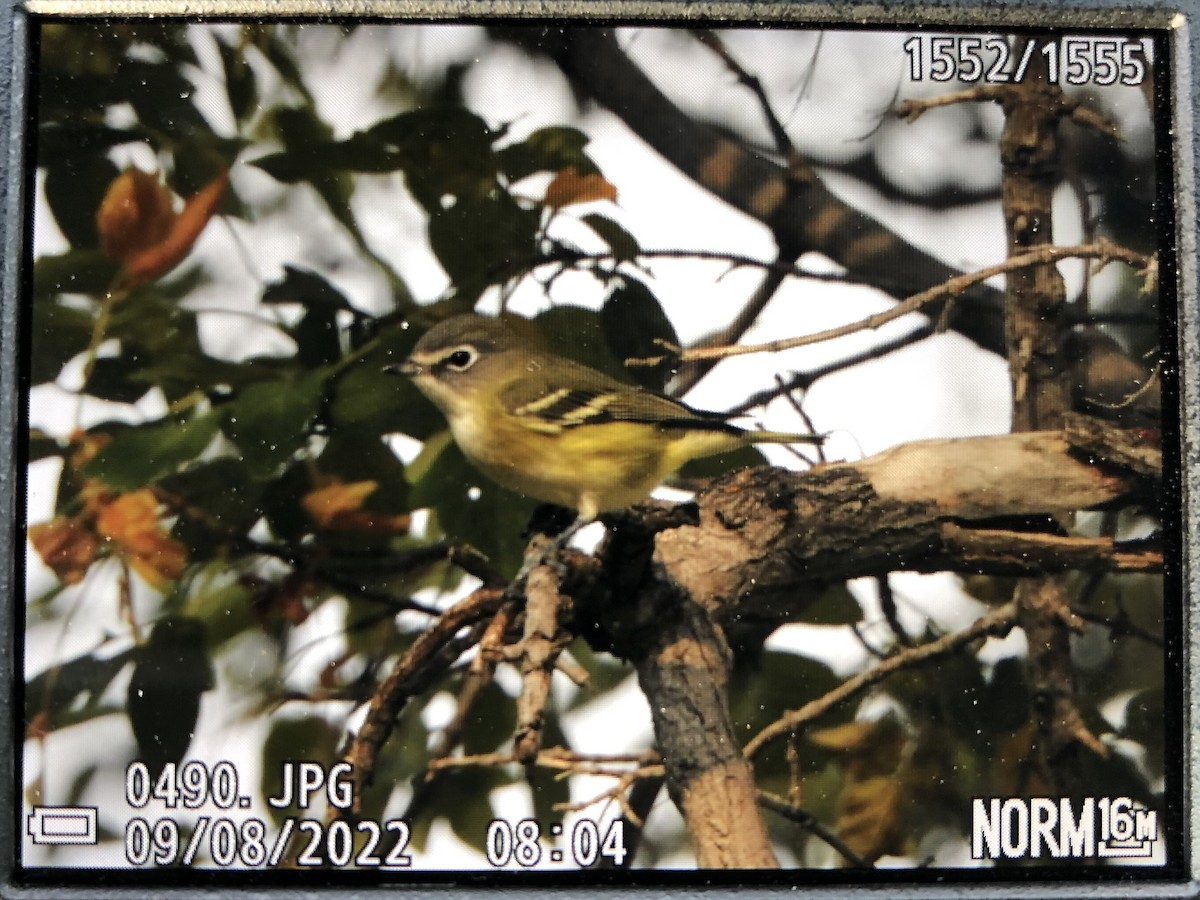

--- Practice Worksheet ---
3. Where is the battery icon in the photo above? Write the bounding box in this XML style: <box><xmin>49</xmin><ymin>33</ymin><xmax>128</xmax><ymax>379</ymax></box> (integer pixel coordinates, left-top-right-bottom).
<box><xmin>27</xmin><ymin>807</ymin><xmax>98</xmax><ymax>845</ymax></box>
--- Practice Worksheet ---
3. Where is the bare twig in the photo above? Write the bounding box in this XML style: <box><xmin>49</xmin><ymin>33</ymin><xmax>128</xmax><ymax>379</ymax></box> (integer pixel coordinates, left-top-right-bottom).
<box><xmin>722</xmin><ymin>324</ymin><xmax>934</xmax><ymax>417</ymax></box>
<box><xmin>426</xmin><ymin>601</ymin><xmax>518</xmax><ymax>764</ymax></box>
<box><xmin>876</xmin><ymin>576</ymin><xmax>911</xmax><ymax>647</ymax></box>
<box><xmin>757</xmin><ymin>790</ymin><xmax>870</xmax><ymax>868</ymax></box>
<box><xmin>1072</xmin><ymin>604</ymin><xmax>1163</xmax><ymax>647</ymax></box>
<box><xmin>634</xmin><ymin>241</ymin><xmax>1153</xmax><ymax>367</ymax></box>
<box><xmin>744</xmin><ymin>603</ymin><xmax>1018</xmax><ymax>759</ymax></box>
<box><xmin>341</xmin><ymin>586</ymin><xmax>506</xmax><ymax>815</ymax></box>
<box><xmin>896</xmin><ymin>85</ymin><xmax>1007</xmax><ymax>120</ymax></box>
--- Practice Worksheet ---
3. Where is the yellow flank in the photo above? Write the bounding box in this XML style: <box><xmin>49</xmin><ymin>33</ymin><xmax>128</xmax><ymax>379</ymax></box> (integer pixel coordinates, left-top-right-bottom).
<box><xmin>451</xmin><ymin>400</ymin><xmax>756</xmax><ymax>520</ymax></box>
<box><xmin>391</xmin><ymin>313</ymin><xmax>823</xmax><ymax>521</ymax></box>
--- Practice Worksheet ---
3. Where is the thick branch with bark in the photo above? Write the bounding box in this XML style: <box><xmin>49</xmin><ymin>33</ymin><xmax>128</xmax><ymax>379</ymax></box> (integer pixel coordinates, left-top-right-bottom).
<box><xmin>566</xmin><ymin>416</ymin><xmax>1159</xmax><ymax>864</ymax></box>
<box><xmin>620</xmin><ymin>424</ymin><xmax>1160</xmax><ymax>627</ymax></box>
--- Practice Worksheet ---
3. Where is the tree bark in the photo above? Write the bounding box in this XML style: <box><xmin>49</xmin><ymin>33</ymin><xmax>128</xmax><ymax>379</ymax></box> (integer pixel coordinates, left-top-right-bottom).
<box><xmin>570</xmin><ymin>418</ymin><xmax>1159</xmax><ymax>865</ymax></box>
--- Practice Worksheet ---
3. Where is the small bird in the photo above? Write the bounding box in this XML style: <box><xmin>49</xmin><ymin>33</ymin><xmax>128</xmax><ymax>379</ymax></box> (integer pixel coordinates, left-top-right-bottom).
<box><xmin>387</xmin><ymin>314</ymin><xmax>823</xmax><ymax>522</ymax></box>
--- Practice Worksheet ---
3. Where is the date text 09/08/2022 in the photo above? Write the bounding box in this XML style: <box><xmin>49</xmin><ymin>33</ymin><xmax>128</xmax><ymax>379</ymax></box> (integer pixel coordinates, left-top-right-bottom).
<box><xmin>69</xmin><ymin>761</ymin><xmax>628</xmax><ymax>869</ymax></box>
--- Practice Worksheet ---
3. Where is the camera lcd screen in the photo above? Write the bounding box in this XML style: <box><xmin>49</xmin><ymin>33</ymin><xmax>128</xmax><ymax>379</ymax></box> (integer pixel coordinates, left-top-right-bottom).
<box><xmin>11</xmin><ymin>8</ymin><xmax>1192</xmax><ymax>890</ymax></box>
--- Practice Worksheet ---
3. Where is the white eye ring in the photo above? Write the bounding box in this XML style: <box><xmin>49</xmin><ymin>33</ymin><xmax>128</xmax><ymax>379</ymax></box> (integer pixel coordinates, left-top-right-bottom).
<box><xmin>443</xmin><ymin>346</ymin><xmax>478</xmax><ymax>372</ymax></box>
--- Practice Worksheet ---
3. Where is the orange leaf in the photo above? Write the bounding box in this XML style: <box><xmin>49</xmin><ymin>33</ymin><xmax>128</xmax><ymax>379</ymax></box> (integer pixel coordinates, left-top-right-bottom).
<box><xmin>95</xmin><ymin>489</ymin><xmax>187</xmax><ymax>589</ymax></box>
<box><xmin>303</xmin><ymin>480</ymin><xmax>379</xmax><ymax>529</ymax></box>
<box><xmin>96</xmin><ymin>167</ymin><xmax>176</xmax><ymax>263</ymax></box>
<box><xmin>122</xmin><ymin>167</ymin><xmax>230</xmax><ymax>286</ymax></box>
<box><xmin>126</xmin><ymin>540</ymin><xmax>189</xmax><ymax>592</ymax></box>
<box><xmin>543</xmin><ymin>167</ymin><xmax>617</xmax><ymax>209</ymax></box>
<box><xmin>28</xmin><ymin>517</ymin><xmax>98</xmax><ymax>584</ymax></box>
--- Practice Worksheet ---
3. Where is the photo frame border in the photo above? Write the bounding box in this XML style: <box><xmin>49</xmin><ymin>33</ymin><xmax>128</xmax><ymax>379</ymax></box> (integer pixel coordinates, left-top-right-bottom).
<box><xmin>1</xmin><ymin>2</ymin><xmax>1196</xmax><ymax>896</ymax></box>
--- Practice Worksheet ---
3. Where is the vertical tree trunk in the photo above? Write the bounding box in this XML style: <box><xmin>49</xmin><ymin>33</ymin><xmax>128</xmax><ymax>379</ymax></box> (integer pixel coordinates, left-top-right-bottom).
<box><xmin>634</xmin><ymin>588</ymin><xmax>779</xmax><ymax>868</ymax></box>
<box><xmin>1000</xmin><ymin>38</ymin><xmax>1097</xmax><ymax>793</ymax></box>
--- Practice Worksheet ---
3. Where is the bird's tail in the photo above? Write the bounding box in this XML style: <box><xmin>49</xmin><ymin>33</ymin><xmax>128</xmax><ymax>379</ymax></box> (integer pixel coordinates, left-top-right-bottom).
<box><xmin>744</xmin><ymin>429</ymin><xmax>826</xmax><ymax>445</ymax></box>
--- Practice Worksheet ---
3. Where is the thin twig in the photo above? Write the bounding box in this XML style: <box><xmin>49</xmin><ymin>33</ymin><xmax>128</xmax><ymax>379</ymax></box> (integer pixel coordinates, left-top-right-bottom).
<box><xmin>744</xmin><ymin>603</ymin><xmax>1018</xmax><ymax>759</ymax></box>
<box><xmin>757</xmin><ymin>790</ymin><xmax>870</xmax><ymax>867</ymax></box>
<box><xmin>896</xmin><ymin>86</ymin><xmax>1007</xmax><ymax>120</ymax></box>
<box><xmin>722</xmin><ymin>324</ymin><xmax>933</xmax><ymax>417</ymax></box>
<box><xmin>671</xmin><ymin>257</ymin><xmax>793</xmax><ymax>397</ymax></box>
<box><xmin>636</xmin><ymin>241</ymin><xmax>1153</xmax><ymax>366</ymax></box>
<box><xmin>876</xmin><ymin>576</ymin><xmax>912</xmax><ymax>647</ymax></box>
<box><xmin>341</xmin><ymin>586</ymin><xmax>506</xmax><ymax>815</ymax></box>
<box><xmin>1072</xmin><ymin>605</ymin><xmax>1164</xmax><ymax>647</ymax></box>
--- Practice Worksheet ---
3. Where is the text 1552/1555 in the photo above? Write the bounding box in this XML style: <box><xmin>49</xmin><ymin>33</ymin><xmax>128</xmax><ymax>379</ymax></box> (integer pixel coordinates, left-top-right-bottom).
<box><xmin>903</xmin><ymin>36</ymin><xmax>1149</xmax><ymax>85</ymax></box>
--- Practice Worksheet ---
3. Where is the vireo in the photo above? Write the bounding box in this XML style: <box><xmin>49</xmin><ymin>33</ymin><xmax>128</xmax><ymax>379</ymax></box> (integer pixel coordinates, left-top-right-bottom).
<box><xmin>387</xmin><ymin>314</ymin><xmax>823</xmax><ymax>521</ymax></box>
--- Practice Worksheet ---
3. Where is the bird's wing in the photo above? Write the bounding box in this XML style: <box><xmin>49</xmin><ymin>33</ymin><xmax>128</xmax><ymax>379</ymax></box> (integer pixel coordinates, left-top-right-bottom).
<box><xmin>500</xmin><ymin>365</ymin><xmax>734</xmax><ymax>433</ymax></box>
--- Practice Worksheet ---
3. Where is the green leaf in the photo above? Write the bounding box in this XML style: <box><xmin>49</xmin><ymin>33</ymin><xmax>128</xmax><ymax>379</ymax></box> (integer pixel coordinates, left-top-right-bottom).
<box><xmin>730</xmin><ymin>650</ymin><xmax>842</xmax><ymax>742</ymax></box>
<box><xmin>37</xmin><ymin>122</ymin><xmax>146</xmax><ymax>160</ymax></box>
<box><xmin>318</xmin><ymin>426</ymin><xmax>411</xmax><ymax>515</ymax></box>
<box><xmin>102</xmin><ymin>289</ymin><xmax>248</xmax><ymax>402</ymax></box>
<box><xmin>26</xmin><ymin>646</ymin><xmax>136</xmax><ymax>732</ymax></box>
<box><xmin>600</xmin><ymin>278</ymin><xmax>678</xmax><ymax>390</ymax></box>
<box><xmin>87</xmin><ymin>355</ymin><xmax>153</xmax><ymax>403</ymax></box>
<box><xmin>43</xmin><ymin>154</ymin><xmax>120</xmax><ymax>249</ymax></box>
<box><xmin>171</xmin><ymin>134</ymin><xmax>247</xmax><ymax>201</ymax></box>
<box><xmin>263</xmin><ymin>265</ymin><xmax>354</xmax><ymax>312</ymax></box>
<box><xmin>252</xmin><ymin>105</ymin><xmax>379</xmax><ymax>181</ymax></box>
<box><xmin>84</xmin><ymin>412</ymin><xmax>221</xmax><ymax>491</ymax></box>
<box><xmin>497</xmin><ymin>126</ymin><xmax>596</xmax><ymax>181</ymax></box>
<box><xmin>729</xmin><ymin>649</ymin><xmax>843</xmax><ymax>786</ymax></box>
<box><xmin>409</xmin><ymin>436</ymin><xmax>537</xmax><ymax>576</ymax></box>
<box><xmin>328</xmin><ymin>326</ymin><xmax>442</xmax><ymax>437</ymax></box>
<box><xmin>262</xmin><ymin>461</ymin><xmax>314</xmax><ymax>544</ymax></box>
<box><xmin>365</xmin><ymin>107</ymin><xmax>498</xmax><ymax>209</ymax></box>
<box><xmin>582</xmin><ymin>213</ymin><xmax>640</xmax><ymax>263</ymax></box>
<box><xmin>117</xmin><ymin>57</ymin><xmax>208</xmax><ymax>137</ymax></box>
<box><xmin>32</xmin><ymin>251</ymin><xmax>120</xmax><ymax>303</ymax></box>
<box><xmin>222</xmin><ymin>370</ymin><xmax>328</xmax><ymax>477</ymax></box>
<box><xmin>443</xmin><ymin>767</ymin><xmax>510</xmax><ymax>851</ymax></box>
<box><xmin>1122</xmin><ymin>687</ymin><xmax>1164</xmax><ymax>781</ymax></box>
<box><xmin>161</xmin><ymin>458</ymin><xmax>264</xmax><ymax>556</ymax></box>
<box><xmin>181</xmin><ymin>573</ymin><xmax>257</xmax><ymax>649</ymax></box>
<box><xmin>251</xmin><ymin>133</ymin><xmax>401</xmax><ymax>185</ymax></box>
<box><xmin>263</xmin><ymin>267</ymin><xmax>354</xmax><ymax>368</ymax></box>
<box><xmin>460</xmin><ymin>680</ymin><xmax>516</xmax><ymax>755</ymax></box>
<box><xmin>801</xmin><ymin>583</ymin><xmax>864</xmax><ymax>626</ymax></box>
<box><xmin>126</xmin><ymin>616</ymin><xmax>214</xmax><ymax>778</ymax></box>
<box><xmin>29</xmin><ymin>296</ymin><xmax>95</xmax><ymax>384</ymax></box>
<box><xmin>27</xmin><ymin>430</ymin><xmax>64</xmax><ymax>462</ymax></box>
<box><xmin>259</xmin><ymin>31</ymin><xmax>314</xmax><ymax>104</ymax></box>
<box><xmin>529</xmin><ymin>713</ymin><xmax>571</xmax><ymax>827</ymax></box>
<box><xmin>214</xmin><ymin>33</ymin><xmax>257</xmax><ymax>124</ymax></box>
<box><xmin>357</xmin><ymin>711</ymin><xmax>429</xmax><ymax>822</ymax></box>
<box><xmin>534</xmin><ymin>305</ymin><xmax>630</xmax><ymax>383</ymax></box>
<box><xmin>428</xmin><ymin>195</ymin><xmax>539</xmax><ymax>297</ymax></box>
<box><xmin>565</xmin><ymin>639</ymin><xmax>632</xmax><ymax>711</ymax></box>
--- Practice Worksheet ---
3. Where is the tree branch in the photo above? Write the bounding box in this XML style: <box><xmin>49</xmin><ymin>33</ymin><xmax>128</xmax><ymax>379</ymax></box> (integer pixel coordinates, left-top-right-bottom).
<box><xmin>632</xmin><ymin>240</ymin><xmax>1151</xmax><ymax>366</ymax></box>
<box><xmin>744</xmin><ymin>603</ymin><xmax>1018</xmax><ymax>758</ymax></box>
<box><xmin>339</xmin><ymin>587</ymin><xmax>506</xmax><ymax>816</ymax></box>
<box><xmin>527</xmin><ymin>27</ymin><xmax>1009</xmax><ymax>355</ymax></box>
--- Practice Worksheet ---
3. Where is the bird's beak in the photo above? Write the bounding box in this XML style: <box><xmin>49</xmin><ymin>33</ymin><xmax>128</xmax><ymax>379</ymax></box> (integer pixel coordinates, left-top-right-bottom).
<box><xmin>384</xmin><ymin>360</ymin><xmax>422</xmax><ymax>377</ymax></box>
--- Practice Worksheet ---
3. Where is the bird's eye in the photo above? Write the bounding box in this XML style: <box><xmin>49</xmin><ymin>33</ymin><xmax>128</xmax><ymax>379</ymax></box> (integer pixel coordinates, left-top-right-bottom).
<box><xmin>444</xmin><ymin>347</ymin><xmax>477</xmax><ymax>371</ymax></box>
